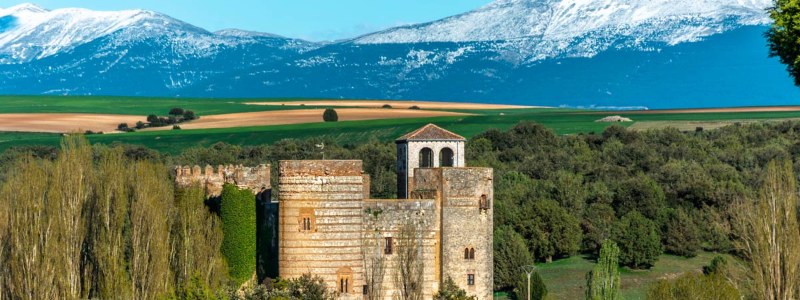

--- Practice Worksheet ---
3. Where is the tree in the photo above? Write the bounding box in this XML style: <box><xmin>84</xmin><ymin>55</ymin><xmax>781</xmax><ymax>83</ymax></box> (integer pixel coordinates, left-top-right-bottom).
<box><xmin>767</xmin><ymin>0</ymin><xmax>800</xmax><ymax>85</ymax></box>
<box><xmin>171</xmin><ymin>186</ymin><xmax>227</xmax><ymax>298</ymax></box>
<box><xmin>183</xmin><ymin>110</ymin><xmax>197</xmax><ymax>121</ymax></box>
<box><xmin>323</xmin><ymin>108</ymin><xmax>338</xmax><ymax>122</ymax></box>
<box><xmin>395</xmin><ymin>219</ymin><xmax>424</xmax><ymax>300</ymax></box>
<box><xmin>169</xmin><ymin>107</ymin><xmax>185</xmax><ymax>115</ymax></box>
<box><xmin>118</xmin><ymin>123</ymin><xmax>129</xmax><ymax>130</ymax></box>
<box><xmin>135</xmin><ymin>121</ymin><xmax>146</xmax><ymax>129</ymax></box>
<box><xmin>513</xmin><ymin>271</ymin><xmax>547</xmax><ymax>300</ymax></box>
<box><xmin>731</xmin><ymin>160</ymin><xmax>800</xmax><ymax>300</ymax></box>
<box><xmin>582</xmin><ymin>203</ymin><xmax>617</xmax><ymax>254</ymax></box>
<box><xmin>663</xmin><ymin>208</ymin><xmax>700</xmax><ymax>257</ymax></box>
<box><xmin>585</xmin><ymin>240</ymin><xmax>621</xmax><ymax>300</ymax></box>
<box><xmin>220</xmin><ymin>184</ymin><xmax>257</xmax><ymax>286</ymax></box>
<box><xmin>362</xmin><ymin>209</ymin><xmax>386</xmax><ymax>300</ymax></box>
<box><xmin>612</xmin><ymin>211</ymin><xmax>662</xmax><ymax>269</ymax></box>
<box><xmin>528</xmin><ymin>199</ymin><xmax>582</xmax><ymax>262</ymax></box>
<box><xmin>494</xmin><ymin>226</ymin><xmax>534</xmax><ymax>290</ymax></box>
<box><xmin>435</xmin><ymin>276</ymin><xmax>476</xmax><ymax>300</ymax></box>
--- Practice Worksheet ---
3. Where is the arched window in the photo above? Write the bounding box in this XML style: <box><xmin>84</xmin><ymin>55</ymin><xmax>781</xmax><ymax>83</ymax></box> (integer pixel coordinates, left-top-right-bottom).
<box><xmin>469</xmin><ymin>248</ymin><xmax>475</xmax><ymax>260</ymax></box>
<box><xmin>464</xmin><ymin>248</ymin><xmax>470</xmax><ymax>259</ymax></box>
<box><xmin>419</xmin><ymin>147</ymin><xmax>434</xmax><ymax>168</ymax></box>
<box><xmin>440</xmin><ymin>147</ymin><xmax>454</xmax><ymax>167</ymax></box>
<box><xmin>337</xmin><ymin>267</ymin><xmax>353</xmax><ymax>294</ymax></box>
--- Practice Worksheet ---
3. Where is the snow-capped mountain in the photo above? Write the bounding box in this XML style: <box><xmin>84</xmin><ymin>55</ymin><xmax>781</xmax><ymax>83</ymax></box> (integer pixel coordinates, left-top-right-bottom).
<box><xmin>354</xmin><ymin>0</ymin><xmax>772</xmax><ymax>60</ymax></box>
<box><xmin>0</xmin><ymin>1</ymin><xmax>797</xmax><ymax>109</ymax></box>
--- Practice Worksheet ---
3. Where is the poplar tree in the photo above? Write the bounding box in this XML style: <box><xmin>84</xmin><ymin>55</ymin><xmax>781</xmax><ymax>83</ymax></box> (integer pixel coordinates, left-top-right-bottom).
<box><xmin>586</xmin><ymin>240</ymin><xmax>621</xmax><ymax>300</ymax></box>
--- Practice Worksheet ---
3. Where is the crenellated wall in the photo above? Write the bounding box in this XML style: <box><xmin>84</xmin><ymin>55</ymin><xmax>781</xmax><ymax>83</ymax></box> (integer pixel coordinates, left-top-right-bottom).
<box><xmin>174</xmin><ymin>164</ymin><xmax>270</xmax><ymax>197</ymax></box>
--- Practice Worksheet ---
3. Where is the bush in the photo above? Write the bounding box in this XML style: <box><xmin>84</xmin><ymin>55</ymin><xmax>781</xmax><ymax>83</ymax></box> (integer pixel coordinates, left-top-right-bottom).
<box><xmin>169</xmin><ymin>107</ymin><xmax>185</xmax><ymax>115</ymax></box>
<box><xmin>646</xmin><ymin>273</ymin><xmax>740</xmax><ymax>300</ymax></box>
<box><xmin>173</xmin><ymin>125</ymin><xmax>181</xmax><ymax>130</ymax></box>
<box><xmin>382</xmin><ymin>104</ymin><xmax>393</xmax><ymax>109</ymax></box>
<box><xmin>322</xmin><ymin>108</ymin><xmax>338</xmax><ymax>122</ymax></box>
<box><xmin>117</xmin><ymin>123</ymin><xmax>129</xmax><ymax>130</ymax></box>
<box><xmin>409</xmin><ymin>105</ymin><xmax>421</xmax><ymax>110</ymax></box>
<box><xmin>220</xmin><ymin>184</ymin><xmax>257</xmax><ymax>286</ymax></box>
<box><xmin>135</xmin><ymin>121</ymin><xmax>146</xmax><ymax>129</ymax></box>
<box><xmin>287</xmin><ymin>273</ymin><xmax>331</xmax><ymax>300</ymax></box>
<box><xmin>435</xmin><ymin>276</ymin><xmax>476</xmax><ymax>300</ymax></box>
<box><xmin>612</xmin><ymin>211</ymin><xmax>662</xmax><ymax>269</ymax></box>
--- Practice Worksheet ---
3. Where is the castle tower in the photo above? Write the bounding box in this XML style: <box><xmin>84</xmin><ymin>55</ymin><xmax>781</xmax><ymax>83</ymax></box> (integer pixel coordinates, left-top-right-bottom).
<box><xmin>396</xmin><ymin>124</ymin><xmax>466</xmax><ymax>199</ymax></box>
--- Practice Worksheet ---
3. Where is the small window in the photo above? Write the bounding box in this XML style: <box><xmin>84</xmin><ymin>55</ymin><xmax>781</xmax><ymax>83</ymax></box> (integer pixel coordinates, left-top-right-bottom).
<box><xmin>299</xmin><ymin>208</ymin><xmax>315</xmax><ymax>233</ymax></box>
<box><xmin>469</xmin><ymin>248</ymin><xmax>475</xmax><ymax>260</ymax></box>
<box><xmin>440</xmin><ymin>147</ymin><xmax>454</xmax><ymax>167</ymax></box>
<box><xmin>464</xmin><ymin>248</ymin><xmax>470</xmax><ymax>259</ymax></box>
<box><xmin>385</xmin><ymin>237</ymin><xmax>393</xmax><ymax>255</ymax></box>
<box><xmin>479</xmin><ymin>195</ymin><xmax>490</xmax><ymax>211</ymax></box>
<box><xmin>419</xmin><ymin>148</ymin><xmax>434</xmax><ymax>168</ymax></box>
<box><xmin>467</xmin><ymin>274</ymin><xmax>475</xmax><ymax>286</ymax></box>
<box><xmin>363</xmin><ymin>285</ymin><xmax>369</xmax><ymax>295</ymax></box>
<box><xmin>339</xmin><ymin>278</ymin><xmax>350</xmax><ymax>294</ymax></box>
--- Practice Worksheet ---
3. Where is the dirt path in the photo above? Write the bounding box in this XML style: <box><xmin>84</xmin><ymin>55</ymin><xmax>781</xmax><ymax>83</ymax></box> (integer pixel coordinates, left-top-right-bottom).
<box><xmin>145</xmin><ymin>108</ymin><xmax>472</xmax><ymax>131</ymax></box>
<box><xmin>0</xmin><ymin>113</ymin><xmax>143</xmax><ymax>133</ymax></box>
<box><xmin>244</xmin><ymin>100</ymin><xmax>536</xmax><ymax>110</ymax></box>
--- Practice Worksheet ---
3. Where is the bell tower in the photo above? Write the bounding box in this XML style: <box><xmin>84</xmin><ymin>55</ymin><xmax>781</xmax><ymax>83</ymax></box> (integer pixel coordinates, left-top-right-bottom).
<box><xmin>396</xmin><ymin>124</ymin><xmax>466</xmax><ymax>199</ymax></box>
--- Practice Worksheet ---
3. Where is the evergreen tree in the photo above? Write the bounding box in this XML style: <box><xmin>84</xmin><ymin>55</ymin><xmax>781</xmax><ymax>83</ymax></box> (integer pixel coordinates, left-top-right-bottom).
<box><xmin>494</xmin><ymin>226</ymin><xmax>534</xmax><ymax>290</ymax></box>
<box><xmin>612</xmin><ymin>211</ymin><xmax>662</xmax><ymax>269</ymax></box>
<box><xmin>585</xmin><ymin>240</ymin><xmax>621</xmax><ymax>300</ymax></box>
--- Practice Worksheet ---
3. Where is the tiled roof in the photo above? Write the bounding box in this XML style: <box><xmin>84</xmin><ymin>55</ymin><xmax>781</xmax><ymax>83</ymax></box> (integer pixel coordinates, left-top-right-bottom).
<box><xmin>396</xmin><ymin>124</ymin><xmax>465</xmax><ymax>141</ymax></box>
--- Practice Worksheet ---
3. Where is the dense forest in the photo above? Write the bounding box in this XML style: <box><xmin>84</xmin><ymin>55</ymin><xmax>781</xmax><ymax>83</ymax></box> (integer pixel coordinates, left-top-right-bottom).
<box><xmin>1</xmin><ymin>120</ymin><xmax>800</xmax><ymax>299</ymax></box>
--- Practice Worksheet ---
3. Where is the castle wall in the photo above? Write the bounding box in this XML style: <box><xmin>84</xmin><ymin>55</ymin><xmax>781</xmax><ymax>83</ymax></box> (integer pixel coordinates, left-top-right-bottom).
<box><xmin>278</xmin><ymin>160</ymin><xmax>366</xmax><ymax>299</ymax></box>
<box><xmin>413</xmin><ymin>168</ymin><xmax>494</xmax><ymax>299</ymax></box>
<box><xmin>362</xmin><ymin>199</ymin><xmax>439</xmax><ymax>299</ymax></box>
<box><xmin>175</xmin><ymin>164</ymin><xmax>270</xmax><ymax>196</ymax></box>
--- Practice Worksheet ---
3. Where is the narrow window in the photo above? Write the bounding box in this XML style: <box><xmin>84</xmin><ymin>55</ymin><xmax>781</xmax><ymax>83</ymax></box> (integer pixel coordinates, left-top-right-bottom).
<box><xmin>363</xmin><ymin>285</ymin><xmax>369</xmax><ymax>295</ymax></box>
<box><xmin>479</xmin><ymin>195</ymin><xmax>490</xmax><ymax>211</ymax></box>
<box><xmin>419</xmin><ymin>148</ymin><xmax>434</xmax><ymax>168</ymax></box>
<box><xmin>464</xmin><ymin>248</ymin><xmax>470</xmax><ymax>259</ymax></box>
<box><xmin>467</xmin><ymin>274</ymin><xmax>475</xmax><ymax>286</ymax></box>
<box><xmin>440</xmin><ymin>147</ymin><xmax>454</xmax><ymax>167</ymax></box>
<box><xmin>385</xmin><ymin>237</ymin><xmax>393</xmax><ymax>255</ymax></box>
<box><xmin>340</xmin><ymin>279</ymin><xmax>345</xmax><ymax>293</ymax></box>
<box><xmin>469</xmin><ymin>248</ymin><xmax>475</xmax><ymax>260</ymax></box>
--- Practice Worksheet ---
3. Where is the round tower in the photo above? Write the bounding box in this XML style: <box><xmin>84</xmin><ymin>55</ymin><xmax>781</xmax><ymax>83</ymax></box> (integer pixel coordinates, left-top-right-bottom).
<box><xmin>395</xmin><ymin>124</ymin><xmax>466</xmax><ymax>199</ymax></box>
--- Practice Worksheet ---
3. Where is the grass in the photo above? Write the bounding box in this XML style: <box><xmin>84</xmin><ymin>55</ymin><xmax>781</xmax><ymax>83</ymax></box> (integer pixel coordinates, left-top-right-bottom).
<box><xmin>527</xmin><ymin>252</ymin><xmax>727</xmax><ymax>300</ymax></box>
<box><xmin>4</xmin><ymin>96</ymin><xmax>800</xmax><ymax>155</ymax></box>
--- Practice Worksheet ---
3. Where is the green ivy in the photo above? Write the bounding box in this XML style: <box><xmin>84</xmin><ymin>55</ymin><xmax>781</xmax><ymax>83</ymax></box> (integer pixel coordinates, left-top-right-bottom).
<box><xmin>220</xmin><ymin>184</ymin><xmax>257</xmax><ymax>285</ymax></box>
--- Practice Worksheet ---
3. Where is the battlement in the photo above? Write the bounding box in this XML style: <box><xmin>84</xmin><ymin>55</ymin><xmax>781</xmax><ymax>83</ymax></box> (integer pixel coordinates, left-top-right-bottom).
<box><xmin>279</xmin><ymin>160</ymin><xmax>363</xmax><ymax>177</ymax></box>
<box><xmin>174</xmin><ymin>164</ymin><xmax>270</xmax><ymax>196</ymax></box>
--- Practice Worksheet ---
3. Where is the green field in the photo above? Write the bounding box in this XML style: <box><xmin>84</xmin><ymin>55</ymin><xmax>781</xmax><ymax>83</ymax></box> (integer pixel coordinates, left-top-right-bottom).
<box><xmin>4</xmin><ymin>96</ymin><xmax>800</xmax><ymax>154</ymax></box>
<box><xmin>494</xmin><ymin>252</ymin><xmax>728</xmax><ymax>300</ymax></box>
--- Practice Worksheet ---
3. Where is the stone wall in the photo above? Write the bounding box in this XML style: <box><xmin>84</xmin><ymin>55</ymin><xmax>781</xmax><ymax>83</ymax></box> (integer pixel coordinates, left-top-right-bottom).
<box><xmin>362</xmin><ymin>199</ymin><xmax>439</xmax><ymax>299</ymax></box>
<box><xmin>278</xmin><ymin>160</ymin><xmax>367</xmax><ymax>300</ymax></box>
<box><xmin>397</xmin><ymin>140</ymin><xmax>465</xmax><ymax>199</ymax></box>
<box><xmin>413</xmin><ymin>167</ymin><xmax>494</xmax><ymax>299</ymax></box>
<box><xmin>174</xmin><ymin>164</ymin><xmax>270</xmax><ymax>196</ymax></box>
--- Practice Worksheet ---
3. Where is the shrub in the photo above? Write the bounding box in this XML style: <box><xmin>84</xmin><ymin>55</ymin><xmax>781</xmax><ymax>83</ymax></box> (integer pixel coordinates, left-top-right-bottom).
<box><xmin>646</xmin><ymin>273</ymin><xmax>740</xmax><ymax>300</ymax></box>
<box><xmin>322</xmin><ymin>108</ymin><xmax>338</xmax><ymax>122</ymax></box>
<box><xmin>117</xmin><ymin>123</ymin><xmax>129</xmax><ymax>130</ymax></box>
<box><xmin>135</xmin><ymin>121</ymin><xmax>146</xmax><ymax>129</ymax></box>
<box><xmin>220</xmin><ymin>184</ymin><xmax>256</xmax><ymax>286</ymax></box>
<box><xmin>612</xmin><ymin>211</ymin><xmax>662</xmax><ymax>269</ymax></box>
<box><xmin>173</xmin><ymin>125</ymin><xmax>181</xmax><ymax>130</ymax></box>
<box><xmin>84</xmin><ymin>130</ymin><xmax>95</xmax><ymax>135</ymax></box>
<box><xmin>382</xmin><ymin>104</ymin><xmax>392</xmax><ymax>109</ymax></box>
<box><xmin>169</xmin><ymin>107</ymin><xmax>185</xmax><ymax>115</ymax></box>
<box><xmin>287</xmin><ymin>273</ymin><xmax>331</xmax><ymax>300</ymax></box>
<box><xmin>435</xmin><ymin>276</ymin><xmax>476</xmax><ymax>300</ymax></box>
<box><xmin>703</xmin><ymin>256</ymin><xmax>728</xmax><ymax>276</ymax></box>
<box><xmin>409</xmin><ymin>105</ymin><xmax>421</xmax><ymax>110</ymax></box>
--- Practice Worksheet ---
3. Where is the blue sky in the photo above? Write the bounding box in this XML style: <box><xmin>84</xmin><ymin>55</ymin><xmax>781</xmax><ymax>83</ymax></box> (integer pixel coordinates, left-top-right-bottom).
<box><xmin>1</xmin><ymin>1</ymin><xmax>492</xmax><ymax>41</ymax></box>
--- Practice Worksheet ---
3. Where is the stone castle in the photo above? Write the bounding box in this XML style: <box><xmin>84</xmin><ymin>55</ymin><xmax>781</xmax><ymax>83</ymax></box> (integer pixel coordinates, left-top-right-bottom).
<box><xmin>176</xmin><ymin>124</ymin><xmax>494</xmax><ymax>299</ymax></box>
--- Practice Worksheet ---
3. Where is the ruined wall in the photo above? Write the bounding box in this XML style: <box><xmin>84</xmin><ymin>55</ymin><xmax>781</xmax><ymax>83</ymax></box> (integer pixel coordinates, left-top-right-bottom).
<box><xmin>278</xmin><ymin>160</ymin><xmax>366</xmax><ymax>300</ymax></box>
<box><xmin>362</xmin><ymin>199</ymin><xmax>439</xmax><ymax>300</ymax></box>
<box><xmin>175</xmin><ymin>164</ymin><xmax>270</xmax><ymax>196</ymax></box>
<box><xmin>413</xmin><ymin>168</ymin><xmax>494</xmax><ymax>300</ymax></box>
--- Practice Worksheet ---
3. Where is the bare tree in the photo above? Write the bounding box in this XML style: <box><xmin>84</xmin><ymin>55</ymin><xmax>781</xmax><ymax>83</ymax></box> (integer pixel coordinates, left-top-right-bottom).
<box><xmin>129</xmin><ymin>161</ymin><xmax>174</xmax><ymax>299</ymax></box>
<box><xmin>362</xmin><ymin>210</ymin><xmax>386</xmax><ymax>300</ymax></box>
<box><xmin>1</xmin><ymin>157</ymin><xmax>58</xmax><ymax>299</ymax></box>
<box><xmin>394</xmin><ymin>219</ymin><xmax>424</xmax><ymax>300</ymax></box>
<box><xmin>732</xmin><ymin>160</ymin><xmax>800</xmax><ymax>300</ymax></box>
